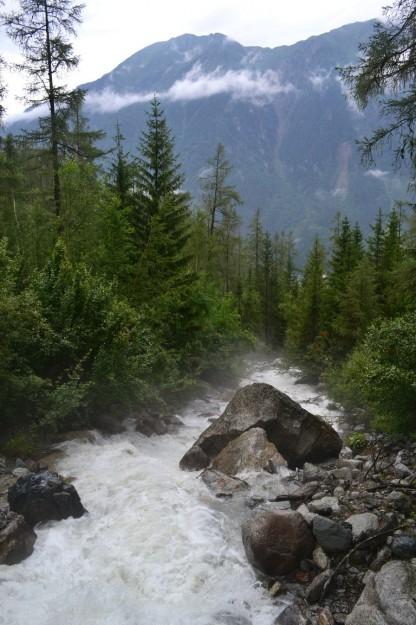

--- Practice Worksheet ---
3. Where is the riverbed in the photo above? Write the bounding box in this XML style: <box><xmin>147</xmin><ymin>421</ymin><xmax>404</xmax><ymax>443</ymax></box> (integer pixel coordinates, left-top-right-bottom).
<box><xmin>0</xmin><ymin>357</ymin><xmax>343</xmax><ymax>625</ymax></box>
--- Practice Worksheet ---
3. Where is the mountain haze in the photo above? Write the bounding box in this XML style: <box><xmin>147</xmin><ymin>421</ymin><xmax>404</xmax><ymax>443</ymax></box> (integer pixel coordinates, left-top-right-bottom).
<box><xmin>14</xmin><ymin>21</ymin><xmax>408</xmax><ymax>245</ymax></box>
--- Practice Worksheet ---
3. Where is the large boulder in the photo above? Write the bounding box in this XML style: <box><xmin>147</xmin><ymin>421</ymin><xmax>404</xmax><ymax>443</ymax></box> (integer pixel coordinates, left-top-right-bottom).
<box><xmin>346</xmin><ymin>560</ymin><xmax>416</xmax><ymax>625</ymax></box>
<box><xmin>180</xmin><ymin>383</ymin><xmax>341</xmax><ymax>470</ymax></box>
<box><xmin>0</xmin><ymin>508</ymin><xmax>36</xmax><ymax>565</ymax></box>
<box><xmin>212</xmin><ymin>428</ymin><xmax>286</xmax><ymax>476</ymax></box>
<box><xmin>8</xmin><ymin>471</ymin><xmax>86</xmax><ymax>527</ymax></box>
<box><xmin>242</xmin><ymin>510</ymin><xmax>315</xmax><ymax>575</ymax></box>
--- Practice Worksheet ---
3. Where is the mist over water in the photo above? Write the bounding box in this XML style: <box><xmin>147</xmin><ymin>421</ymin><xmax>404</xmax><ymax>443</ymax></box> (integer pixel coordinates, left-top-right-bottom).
<box><xmin>0</xmin><ymin>357</ymin><xmax>342</xmax><ymax>625</ymax></box>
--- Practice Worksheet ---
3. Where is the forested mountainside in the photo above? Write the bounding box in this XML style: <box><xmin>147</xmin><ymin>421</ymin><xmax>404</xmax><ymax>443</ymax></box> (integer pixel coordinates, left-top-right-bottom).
<box><xmin>8</xmin><ymin>21</ymin><xmax>408</xmax><ymax>246</ymax></box>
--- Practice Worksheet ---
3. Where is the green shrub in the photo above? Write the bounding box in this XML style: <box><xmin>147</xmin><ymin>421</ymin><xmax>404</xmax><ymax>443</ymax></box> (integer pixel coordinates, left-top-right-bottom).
<box><xmin>346</xmin><ymin>432</ymin><xmax>368</xmax><ymax>453</ymax></box>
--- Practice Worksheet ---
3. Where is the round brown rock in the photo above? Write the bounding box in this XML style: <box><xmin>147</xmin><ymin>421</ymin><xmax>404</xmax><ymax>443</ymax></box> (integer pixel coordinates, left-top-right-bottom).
<box><xmin>242</xmin><ymin>510</ymin><xmax>315</xmax><ymax>576</ymax></box>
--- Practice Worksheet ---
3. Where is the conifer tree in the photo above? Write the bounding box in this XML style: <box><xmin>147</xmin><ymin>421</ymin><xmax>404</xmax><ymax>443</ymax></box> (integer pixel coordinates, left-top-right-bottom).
<box><xmin>2</xmin><ymin>0</ymin><xmax>84</xmax><ymax>216</ymax></box>
<box><xmin>108</xmin><ymin>123</ymin><xmax>134</xmax><ymax>212</ymax></box>
<box><xmin>132</xmin><ymin>97</ymin><xmax>189</xmax><ymax>253</ymax></box>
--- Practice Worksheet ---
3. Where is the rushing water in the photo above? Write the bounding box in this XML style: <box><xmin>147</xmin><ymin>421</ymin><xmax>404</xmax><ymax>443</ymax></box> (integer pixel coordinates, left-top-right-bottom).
<box><xmin>0</xmin><ymin>357</ymin><xmax>343</xmax><ymax>625</ymax></box>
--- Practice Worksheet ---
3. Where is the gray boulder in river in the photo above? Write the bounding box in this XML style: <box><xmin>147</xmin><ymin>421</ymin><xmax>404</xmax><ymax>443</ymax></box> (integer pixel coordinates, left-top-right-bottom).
<box><xmin>180</xmin><ymin>383</ymin><xmax>342</xmax><ymax>470</ymax></box>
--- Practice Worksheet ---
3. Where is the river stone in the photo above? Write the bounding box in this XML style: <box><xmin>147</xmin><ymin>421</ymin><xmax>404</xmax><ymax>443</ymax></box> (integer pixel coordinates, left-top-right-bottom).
<box><xmin>346</xmin><ymin>513</ymin><xmax>379</xmax><ymax>541</ymax></box>
<box><xmin>8</xmin><ymin>471</ymin><xmax>86</xmax><ymax>527</ymax></box>
<box><xmin>200</xmin><ymin>469</ymin><xmax>249</xmax><ymax>498</ymax></box>
<box><xmin>242</xmin><ymin>510</ymin><xmax>315</xmax><ymax>576</ymax></box>
<box><xmin>303</xmin><ymin>463</ymin><xmax>328</xmax><ymax>482</ymax></box>
<box><xmin>180</xmin><ymin>383</ymin><xmax>342</xmax><ymax>470</ymax></box>
<box><xmin>0</xmin><ymin>508</ymin><xmax>36</xmax><ymax>565</ymax></box>
<box><xmin>345</xmin><ymin>560</ymin><xmax>416</xmax><ymax>625</ymax></box>
<box><xmin>309</xmin><ymin>497</ymin><xmax>340</xmax><ymax>515</ymax></box>
<box><xmin>313</xmin><ymin>545</ymin><xmax>329</xmax><ymax>570</ymax></box>
<box><xmin>212</xmin><ymin>428</ymin><xmax>286</xmax><ymax>476</ymax></box>
<box><xmin>391</xmin><ymin>536</ymin><xmax>416</xmax><ymax>560</ymax></box>
<box><xmin>312</xmin><ymin>516</ymin><xmax>352</xmax><ymax>554</ymax></box>
<box><xmin>92</xmin><ymin>413</ymin><xmax>124</xmax><ymax>434</ymax></box>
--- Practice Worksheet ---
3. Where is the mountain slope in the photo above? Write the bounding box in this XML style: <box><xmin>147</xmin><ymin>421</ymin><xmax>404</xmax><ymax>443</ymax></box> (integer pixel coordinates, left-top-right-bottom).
<box><xmin>12</xmin><ymin>21</ymin><xmax>408</xmax><ymax>246</ymax></box>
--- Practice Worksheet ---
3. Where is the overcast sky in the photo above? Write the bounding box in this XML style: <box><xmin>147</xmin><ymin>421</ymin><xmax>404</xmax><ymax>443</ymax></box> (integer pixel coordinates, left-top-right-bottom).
<box><xmin>1</xmin><ymin>0</ymin><xmax>386</xmax><ymax>117</ymax></box>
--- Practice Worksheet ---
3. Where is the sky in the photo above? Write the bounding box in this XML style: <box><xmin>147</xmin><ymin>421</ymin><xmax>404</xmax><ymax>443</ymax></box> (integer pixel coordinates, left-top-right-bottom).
<box><xmin>1</xmin><ymin>0</ymin><xmax>387</xmax><ymax>118</ymax></box>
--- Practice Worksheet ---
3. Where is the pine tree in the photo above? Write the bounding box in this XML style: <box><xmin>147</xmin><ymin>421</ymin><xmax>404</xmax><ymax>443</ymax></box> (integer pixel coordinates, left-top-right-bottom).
<box><xmin>2</xmin><ymin>0</ymin><xmax>84</xmax><ymax>217</ymax></box>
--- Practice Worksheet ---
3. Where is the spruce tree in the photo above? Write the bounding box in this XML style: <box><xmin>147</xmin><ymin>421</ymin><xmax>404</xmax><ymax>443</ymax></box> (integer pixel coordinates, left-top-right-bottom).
<box><xmin>132</xmin><ymin>97</ymin><xmax>189</xmax><ymax>253</ymax></box>
<box><xmin>108</xmin><ymin>123</ymin><xmax>134</xmax><ymax>212</ymax></box>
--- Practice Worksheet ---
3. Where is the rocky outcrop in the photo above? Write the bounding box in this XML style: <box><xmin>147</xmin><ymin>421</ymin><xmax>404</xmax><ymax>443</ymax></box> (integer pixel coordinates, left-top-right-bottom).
<box><xmin>346</xmin><ymin>560</ymin><xmax>416</xmax><ymax>625</ymax></box>
<box><xmin>180</xmin><ymin>383</ymin><xmax>342</xmax><ymax>470</ymax></box>
<box><xmin>212</xmin><ymin>428</ymin><xmax>286</xmax><ymax>476</ymax></box>
<box><xmin>8</xmin><ymin>471</ymin><xmax>86</xmax><ymax>527</ymax></box>
<box><xmin>242</xmin><ymin>510</ymin><xmax>315</xmax><ymax>575</ymax></box>
<box><xmin>0</xmin><ymin>508</ymin><xmax>36</xmax><ymax>565</ymax></box>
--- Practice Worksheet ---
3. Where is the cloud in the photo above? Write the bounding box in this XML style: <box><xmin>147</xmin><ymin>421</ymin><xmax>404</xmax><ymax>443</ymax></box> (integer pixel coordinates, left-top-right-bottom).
<box><xmin>365</xmin><ymin>169</ymin><xmax>390</xmax><ymax>178</ymax></box>
<box><xmin>5</xmin><ymin>103</ymin><xmax>49</xmax><ymax>124</ymax></box>
<box><xmin>84</xmin><ymin>64</ymin><xmax>295</xmax><ymax>113</ymax></box>
<box><xmin>85</xmin><ymin>88</ymin><xmax>154</xmax><ymax>113</ymax></box>
<box><xmin>309</xmin><ymin>69</ymin><xmax>332</xmax><ymax>91</ymax></box>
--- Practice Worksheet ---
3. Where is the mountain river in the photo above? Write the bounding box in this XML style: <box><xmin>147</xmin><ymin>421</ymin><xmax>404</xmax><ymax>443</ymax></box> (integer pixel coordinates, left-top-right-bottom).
<box><xmin>0</xmin><ymin>356</ymin><xmax>345</xmax><ymax>625</ymax></box>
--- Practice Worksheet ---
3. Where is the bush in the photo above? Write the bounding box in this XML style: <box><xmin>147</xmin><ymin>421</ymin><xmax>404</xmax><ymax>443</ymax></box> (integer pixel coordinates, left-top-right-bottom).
<box><xmin>335</xmin><ymin>313</ymin><xmax>416</xmax><ymax>434</ymax></box>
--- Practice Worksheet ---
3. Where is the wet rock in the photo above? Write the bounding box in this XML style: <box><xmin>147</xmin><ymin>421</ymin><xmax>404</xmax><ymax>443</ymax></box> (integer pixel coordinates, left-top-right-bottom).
<box><xmin>345</xmin><ymin>560</ymin><xmax>416</xmax><ymax>625</ymax></box>
<box><xmin>0</xmin><ymin>508</ymin><xmax>36</xmax><ymax>565</ymax></box>
<box><xmin>179</xmin><ymin>445</ymin><xmax>210</xmax><ymax>471</ymax></box>
<box><xmin>346</xmin><ymin>513</ymin><xmax>379</xmax><ymax>542</ymax></box>
<box><xmin>306</xmin><ymin>569</ymin><xmax>332</xmax><ymax>603</ymax></box>
<box><xmin>180</xmin><ymin>383</ymin><xmax>342</xmax><ymax>470</ymax></box>
<box><xmin>200</xmin><ymin>469</ymin><xmax>249</xmax><ymax>498</ymax></box>
<box><xmin>312</xmin><ymin>516</ymin><xmax>353</xmax><ymax>554</ymax></box>
<box><xmin>8</xmin><ymin>471</ymin><xmax>86</xmax><ymax>527</ymax></box>
<box><xmin>309</xmin><ymin>497</ymin><xmax>340</xmax><ymax>516</ymax></box>
<box><xmin>212</xmin><ymin>428</ymin><xmax>286</xmax><ymax>476</ymax></box>
<box><xmin>242</xmin><ymin>510</ymin><xmax>315</xmax><ymax>576</ymax></box>
<box><xmin>391</xmin><ymin>535</ymin><xmax>416</xmax><ymax>560</ymax></box>
<box><xmin>303</xmin><ymin>463</ymin><xmax>329</xmax><ymax>483</ymax></box>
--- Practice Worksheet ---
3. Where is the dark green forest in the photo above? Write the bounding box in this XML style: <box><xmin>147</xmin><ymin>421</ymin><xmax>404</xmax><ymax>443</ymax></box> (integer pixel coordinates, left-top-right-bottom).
<box><xmin>0</xmin><ymin>0</ymin><xmax>415</xmax><ymax>453</ymax></box>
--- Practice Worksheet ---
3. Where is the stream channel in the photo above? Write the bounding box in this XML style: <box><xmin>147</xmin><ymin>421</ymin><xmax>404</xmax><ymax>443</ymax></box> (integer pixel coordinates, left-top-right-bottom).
<box><xmin>0</xmin><ymin>356</ymin><xmax>345</xmax><ymax>625</ymax></box>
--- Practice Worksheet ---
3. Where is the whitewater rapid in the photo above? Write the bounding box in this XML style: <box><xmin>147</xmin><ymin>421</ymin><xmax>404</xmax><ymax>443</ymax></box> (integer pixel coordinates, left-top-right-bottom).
<box><xmin>0</xmin><ymin>357</ymin><xmax>343</xmax><ymax>625</ymax></box>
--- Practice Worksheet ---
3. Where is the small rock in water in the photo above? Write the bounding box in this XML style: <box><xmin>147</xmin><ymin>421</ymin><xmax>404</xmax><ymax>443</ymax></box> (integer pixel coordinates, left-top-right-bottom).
<box><xmin>391</xmin><ymin>535</ymin><xmax>416</xmax><ymax>560</ymax></box>
<box><xmin>200</xmin><ymin>469</ymin><xmax>248</xmax><ymax>498</ymax></box>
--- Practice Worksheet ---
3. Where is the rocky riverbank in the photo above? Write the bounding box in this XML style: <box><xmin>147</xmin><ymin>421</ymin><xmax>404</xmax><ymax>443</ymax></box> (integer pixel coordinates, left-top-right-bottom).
<box><xmin>180</xmin><ymin>381</ymin><xmax>416</xmax><ymax>625</ymax></box>
<box><xmin>1</xmin><ymin>364</ymin><xmax>415</xmax><ymax>625</ymax></box>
